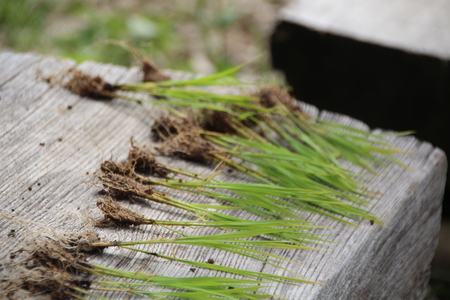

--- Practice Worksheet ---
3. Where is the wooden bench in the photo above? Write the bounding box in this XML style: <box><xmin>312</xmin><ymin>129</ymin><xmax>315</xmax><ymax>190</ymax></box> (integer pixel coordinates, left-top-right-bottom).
<box><xmin>0</xmin><ymin>51</ymin><xmax>446</xmax><ymax>299</ymax></box>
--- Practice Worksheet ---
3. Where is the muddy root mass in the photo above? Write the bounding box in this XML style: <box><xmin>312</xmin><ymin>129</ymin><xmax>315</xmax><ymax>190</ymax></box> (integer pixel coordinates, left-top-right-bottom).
<box><xmin>157</xmin><ymin>132</ymin><xmax>216</xmax><ymax>163</ymax></box>
<box><xmin>3</xmin><ymin>235</ymin><xmax>98</xmax><ymax>300</ymax></box>
<box><xmin>101</xmin><ymin>160</ymin><xmax>136</xmax><ymax>178</ymax></box>
<box><xmin>151</xmin><ymin>116</ymin><xmax>197</xmax><ymax>141</ymax></box>
<box><xmin>128</xmin><ymin>145</ymin><xmax>170</xmax><ymax>177</ymax></box>
<box><xmin>99</xmin><ymin>169</ymin><xmax>154</xmax><ymax>200</ymax></box>
<box><xmin>198</xmin><ymin>109</ymin><xmax>236</xmax><ymax>134</ymax></box>
<box><xmin>96</xmin><ymin>199</ymin><xmax>147</xmax><ymax>227</ymax></box>
<box><xmin>256</xmin><ymin>86</ymin><xmax>301</xmax><ymax>113</ymax></box>
<box><xmin>142</xmin><ymin>60</ymin><xmax>171</xmax><ymax>83</ymax></box>
<box><xmin>151</xmin><ymin>115</ymin><xmax>217</xmax><ymax>163</ymax></box>
<box><xmin>62</xmin><ymin>68</ymin><xmax>117</xmax><ymax>100</ymax></box>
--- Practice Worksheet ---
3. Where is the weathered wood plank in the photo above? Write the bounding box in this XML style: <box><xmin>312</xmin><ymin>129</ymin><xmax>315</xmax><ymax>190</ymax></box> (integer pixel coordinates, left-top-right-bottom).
<box><xmin>0</xmin><ymin>52</ymin><xmax>446</xmax><ymax>299</ymax></box>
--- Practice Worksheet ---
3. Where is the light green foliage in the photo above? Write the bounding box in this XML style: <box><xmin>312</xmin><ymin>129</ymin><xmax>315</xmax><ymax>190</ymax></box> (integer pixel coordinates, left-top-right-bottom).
<box><xmin>117</xmin><ymin>63</ymin><xmax>407</xmax><ymax>226</ymax></box>
<box><xmin>0</xmin><ymin>0</ymin><xmax>275</xmax><ymax>75</ymax></box>
<box><xmin>86</xmin><ymin>265</ymin><xmax>279</xmax><ymax>299</ymax></box>
<box><xmin>0</xmin><ymin>0</ymin><xmax>56</xmax><ymax>50</ymax></box>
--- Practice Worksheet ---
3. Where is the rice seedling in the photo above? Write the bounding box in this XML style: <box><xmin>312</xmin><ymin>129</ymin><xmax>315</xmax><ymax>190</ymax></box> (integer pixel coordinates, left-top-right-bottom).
<box><xmin>96</xmin><ymin>199</ymin><xmax>328</xmax><ymax>245</ymax></box>
<box><xmin>106</xmin><ymin>131</ymin><xmax>384</xmax><ymax>226</ymax></box>
<box><xmin>130</xmin><ymin>121</ymin><xmax>385</xmax><ymax>224</ymax></box>
<box><xmin>89</xmin><ymin>228</ymin><xmax>320</xmax><ymax>275</ymax></box>
<box><xmin>97</xmin><ymin>62</ymin><xmax>408</xmax><ymax>225</ymax></box>
<box><xmin>94</xmin><ymin>250</ymin><xmax>316</xmax><ymax>285</ymax></box>
<box><xmin>100</xmin><ymin>158</ymin><xmax>339</xmax><ymax>224</ymax></box>
<box><xmin>87</xmin><ymin>273</ymin><xmax>278</xmax><ymax>300</ymax></box>
<box><xmin>2</xmin><ymin>231</ymin><xmax>285</xmax><ymax>300</ymax></box>
<box><xmin>34</xmin><ymin>60</ymin><xmax>410</xmax><ymax>299</ymax></box>
<box><xmin>97</xmin><ymin>165</ymin><xmax>329</xmax><ymax>244</ymax></box>
<box><xmin>2</xmin><ymin>211</ymin><xmax>316</xmax><ymax>300</ymax></box>
<box><xmin>78</xmin><ymin>262</ymin><xmax>284</xmax><ymax>299</ymax></box>
<box><xmin>164</xmin><ymin>177</ymin><xmax>378</xmax><ymax>225</ymax></box>
<box><xmin>55</xmin><ymin>59</ymin><xmax>403</xmax><ymax>225</ymax></box>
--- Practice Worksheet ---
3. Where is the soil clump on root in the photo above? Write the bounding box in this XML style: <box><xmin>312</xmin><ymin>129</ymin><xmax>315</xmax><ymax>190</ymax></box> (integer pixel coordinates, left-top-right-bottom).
<box><xmin>151</xmin><ymin>115</ymin><xmax>219</xmax><ymax>163</ymax></box>
<box><xmin>97</xmin><ymin>146</ymin><xmax>170</xmax><ymax>203</ymax></box>
<box><xmin>198</xmin><ymin>109</ymin><xmax>236</xmax><ymax>134</ymax></box>
<box><xmin>151</xmin><ymin>116</ymin><xmax>197</xmax><ymax>141</ymax></box>
<box><xmin>96</xmin><ymin>199</ymin><xmax>146</xmax><ymax>227</ymax></box>
<box><xmin>128</xmin><ymin>145</ymin><xmax>170</xmax><ymax>177</ymax></box>
<box><xmin>142</xmin><ymin>60</ymin><xmax>171</xmax><ymax>82</ymax></box>
<box><xmin>1</xmin><ymin>232</ymin><xmax>103</xmax><ymax>300</ymax></box>
<box><xmin>101</xmin><ymin>160</ymin><xmax>136</xmax><ymax>178</ymax></box>
<box><xmin>43</xmin><ymin>67</ymin><xmax>117</xmax><ymax>100</ymax></box>
<box><xmin>156</xmin><ymin>132</ymin><xmax>216</xmax><ymax>163</ymax></box>
<box><xmin>63</xmin><ymin>68</ymin><xmax>117</xmax><ymax>100</ymax></box>
<box><xmin>98</xmin><ymin>170</ymin><xmax>154</xmax><ymax>200</ymax></box>
<box><xmin>256</xmin><ymin>86</ymin><xmax>302</xmax><ymax>113</ymax></box>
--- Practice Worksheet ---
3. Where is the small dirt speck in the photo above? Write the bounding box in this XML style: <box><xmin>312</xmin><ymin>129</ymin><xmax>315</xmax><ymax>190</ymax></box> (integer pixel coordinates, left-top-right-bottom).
<box><xmin>39</xmin><ymin>142</ymin><xmax>45</xmax><ymax>146</ymax></box>
<box><xmin>37</xmin><ymin>183</ymin><xmax>41</xmax><ymax>186</ymax></box>
<box><xmin>67</xmin><ymin>105</ymin><xmax>73</xmax><ymax>110</ymax></box>
<box><xmin>28</xmin><ymin>187</ymin><xmax>32</xmax><ymax>191</ymax></box>
<box><xmin>57</xmin><ymin>138</ymin><xmax>63</xmax><ymax>142</ymax></box>
<box><xmin>207</xmin><ymin>258</ymin><xmax>215</xmax><ymax>264</ymax></box>
<box><xmin>189</xmin><ymin>268</ymin><xmax>196</xmax><ymax>272</ymax></box>
<box><xmin>370</xmin><ymin>220</ymin><xmax>375</xmax><ymax>225</ymax></box>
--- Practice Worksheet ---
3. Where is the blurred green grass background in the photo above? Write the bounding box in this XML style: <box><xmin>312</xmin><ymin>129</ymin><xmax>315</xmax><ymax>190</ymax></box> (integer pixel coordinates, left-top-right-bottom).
<box><xmin>0</xmin><ymin>0</ymin><xmax>284</xmax><ymax>78</ymax></box>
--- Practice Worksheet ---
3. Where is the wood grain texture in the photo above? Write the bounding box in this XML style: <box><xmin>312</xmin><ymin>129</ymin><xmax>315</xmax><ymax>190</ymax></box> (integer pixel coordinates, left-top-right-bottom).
<box><xmin>0</xmin><ymin>52</ymin><xmax>446</xmax><ymax>299</ymax></box>
<box><xmin>279</xmin><ymin>0</ymin><xmax>450</xmax><ymax>59</ymax></box>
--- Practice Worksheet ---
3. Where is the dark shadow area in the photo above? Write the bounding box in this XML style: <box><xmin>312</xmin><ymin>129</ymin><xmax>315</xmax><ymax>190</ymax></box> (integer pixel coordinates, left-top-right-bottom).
<box><xmin>271</xmin><ymin>21</ymin><xmax>449</xmax><ymax>217</ymax></box>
